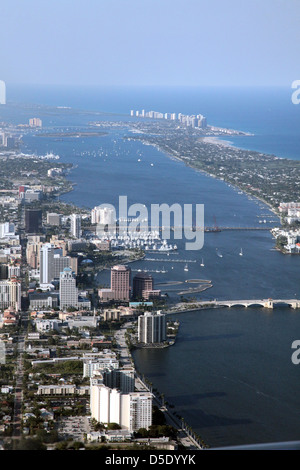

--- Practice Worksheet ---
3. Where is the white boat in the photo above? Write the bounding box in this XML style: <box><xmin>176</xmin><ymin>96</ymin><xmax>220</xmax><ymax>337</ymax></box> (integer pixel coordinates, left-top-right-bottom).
<box><xmin>200</xmin><ymin>258</ymin><xmax>205</xmax><ymax>266</ymax></box>
<box><xmin>184</xmin><ymin>264</ymin><xmax>189</xmax><ymax>272</ymax></box>
<box><xmin>216</xmin><ymin>248</ymin><xmax>223</xmax><ymax>258</ymax></box>
<box><xmin>239</xmin><ymin>248</ymin><xmax>243</xmax><ymax>256</ymax></box>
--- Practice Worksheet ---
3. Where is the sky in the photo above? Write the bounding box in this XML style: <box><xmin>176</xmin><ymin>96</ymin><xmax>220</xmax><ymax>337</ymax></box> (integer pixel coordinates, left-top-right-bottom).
<box><xmin>1</xmin><ymin>0</ymin><xmax>300</xmax><ymax>87</ymax></box>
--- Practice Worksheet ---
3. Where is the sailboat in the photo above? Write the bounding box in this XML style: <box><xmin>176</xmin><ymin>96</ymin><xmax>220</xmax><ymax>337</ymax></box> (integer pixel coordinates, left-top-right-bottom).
<box><xmin>184</xmin><ymin>263</ymin><xmax>189</xmax><ymax>272</ymax></box>
<box><xmin>200</xmin><ymin>258</ymin><xmax>205</xmax><ymax>267</ymax></box>
<box><xmin>239</xmin><ymin>248</ymin><xmax>243</xmax><ymax>256</ymax></box>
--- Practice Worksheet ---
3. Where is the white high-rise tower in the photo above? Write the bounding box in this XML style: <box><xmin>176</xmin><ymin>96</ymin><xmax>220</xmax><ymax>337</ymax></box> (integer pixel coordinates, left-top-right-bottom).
<box><xmin>59</xmin><ymin>267</ymin><xmax>78</xmax><ymax>310</ymax></box>
<box><xmin>70</xmin><ymin>214</ymin><xmax>81</xmax><ymax>239</ymax></box>
<box><xmin>0</xmin><ymin>81</ymin><xmax>6</xmax><ymax>105</ymax></box>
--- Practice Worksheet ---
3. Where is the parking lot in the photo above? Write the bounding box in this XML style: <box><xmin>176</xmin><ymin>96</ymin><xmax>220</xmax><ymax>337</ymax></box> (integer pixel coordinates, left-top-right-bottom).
<box><xmin>56</xmin><ymin>416</ymin><xmax>91</xmax><ymax>441</ymax></box>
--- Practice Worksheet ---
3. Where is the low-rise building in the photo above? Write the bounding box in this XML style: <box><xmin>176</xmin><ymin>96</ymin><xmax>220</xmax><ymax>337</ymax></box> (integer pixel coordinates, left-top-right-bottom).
<box><xmin>29</xmin><ymin>292</ymin><xmax>59</xmax><ymax>309</ymax></box>
<box><xmin>37</xmin><ymin>384</ymin><xmax>89</xmax><ymax>396</ymax></box>
<box><xmin>103</xmin><ymin>309</ymin><xmax>121</xmax><ymax>321</ymax></box>
<box><xmin>34</xmin><ymin>319</ymin><xmax>63</xmax><ymax>332</ymax></box>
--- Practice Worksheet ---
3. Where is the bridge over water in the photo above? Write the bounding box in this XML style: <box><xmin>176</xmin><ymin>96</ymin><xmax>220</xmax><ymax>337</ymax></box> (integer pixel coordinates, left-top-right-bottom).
<box><xmin>146</xmin><ymin>226</ymin><xmax>273</xmax><ymax>232</ymax></box>
<box><xmin>194</xmin><ymin>299</ymin><xmax>300</xmax><ymax>309</ymax></box>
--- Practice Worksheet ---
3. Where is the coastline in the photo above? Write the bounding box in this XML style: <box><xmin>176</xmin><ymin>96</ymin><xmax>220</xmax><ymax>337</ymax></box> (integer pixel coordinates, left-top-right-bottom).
<box><xmin>201</xmin><ymin>136</ymin><xmax>235</xmax><ymax>148</ymax></box>
<box><xmin>137</xmin><ymin>133</ymin><xmax>281</xmax><ymax>218</ymax></box>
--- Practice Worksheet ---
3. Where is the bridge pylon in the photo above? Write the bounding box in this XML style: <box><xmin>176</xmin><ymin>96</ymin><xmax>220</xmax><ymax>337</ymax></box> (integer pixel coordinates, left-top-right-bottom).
<box><xmin>290</xmin><ymin>301</ymin><xmax>300</xmax><ymax>309</ymax></box>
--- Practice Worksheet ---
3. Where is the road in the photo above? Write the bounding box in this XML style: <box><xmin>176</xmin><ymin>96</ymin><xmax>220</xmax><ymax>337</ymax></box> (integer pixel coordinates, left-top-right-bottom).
<box><xmin>12</xmin><ymin>332</ymin><xmax>25</xmax><ymax>438</ymax></box>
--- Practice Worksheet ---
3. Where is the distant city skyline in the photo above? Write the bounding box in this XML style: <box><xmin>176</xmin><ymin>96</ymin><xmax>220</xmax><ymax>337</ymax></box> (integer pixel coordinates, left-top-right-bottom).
<box><xmin>0</xmin><ymin>0</ymin><xmax>300</xmax><ymax>88</ymax></box>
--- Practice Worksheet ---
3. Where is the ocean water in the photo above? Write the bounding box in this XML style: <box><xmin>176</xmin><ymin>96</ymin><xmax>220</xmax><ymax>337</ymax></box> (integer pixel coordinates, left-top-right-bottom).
<box><xmin>2</xmin><ymin>85</ymin><xmax>300</xmax><ymax>447</ymax></box>
<box><xmin>6</xmin><ymin>84</ymin><xmax>300</xmax><ymax>160</ymax></box>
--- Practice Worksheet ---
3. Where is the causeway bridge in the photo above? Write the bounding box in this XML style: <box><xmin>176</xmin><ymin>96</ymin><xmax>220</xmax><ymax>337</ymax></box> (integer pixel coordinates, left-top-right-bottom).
<box><xmin>195</xmin><ymin>299</ymin><xmax>300</xmax><ymax>309</ymax></box>
<box><xmin>150</xmin><ymin>226</ymin><xmax>273</xmax><ymax>231</ymax></box>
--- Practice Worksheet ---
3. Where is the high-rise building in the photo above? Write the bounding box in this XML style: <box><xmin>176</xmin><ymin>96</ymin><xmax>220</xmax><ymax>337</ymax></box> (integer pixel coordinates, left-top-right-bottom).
<box><xmin>29</xmin><ymin>117</ymin><xmax>42</xmax><ymax>127</ymax></box>
<box><xmin>101</xmin><ymin>368</ymin><xmax>135</xmax><ymax>394</ymax></box>
<box><xmin>70</xmin><ymin>214</ymin><xmax>81</xmax><ymax>239</ymax></box>
<box><xmin>132</xmin><ymin>272</ymin><xmax>153</xmax><ymax>300</ymax></box>
<box><xmin>8</xmin><ymin>265</ymin><xmax>21</xmax><ymax>279</ymax></box>
<box><xmin>40</xmin><ymin>244</ymin><xmax>52</xmax><ymax>284</ymax></box>
<box><xmin>25</xmin><ymin>209</ymin><xmax>42</xmax><ymax>234</ymax></box>
<box><xmin>111</xmin><ymin>265</ymin><xmax>131</xmax><ymax>301</ymax></box>
<box><xmin>138</xmin><ymin>311</ymin><xmax>166</xmax><ymax>344</ymax></box>
<box><xmin>52</xmin><ymin>254</ymin><xmax>72</xmax><ymax>282</ymax></box>
<box><xmin>26</xmin><ymin>236</ymin><xmax>44</xmax><ymax>269</ymax></box>
<box><xmin>0</xmin><ymin>265</ymin><xmax>8</xmax><ymax>280</ymax></box>
<box><xmin>128</xmin><ymin>393</ymin><xmax>153</xmax><ymax>431</ymax></box>
<box><xmin>90</xmin><ymin>381</ymin><xmax>152</xmax><ymax>431</ymax></box>
<box><xmin>91</xmin><ymin>205</ymin><xmax>115</xmax><ymax>225</ymax></box>
<box><xmin>89</xmin><ymin>368</ymin><xmax>135</xmax><ymax>393</ymax></box>
<box><xmin>0</xmin><ymin>132</ymin><xmax>6</xmax><ymax>146</ymax></box>
<box><xmin>40</xmin><ymin>243</ymin><xmax>73</xmax><ymax>284</ymax></box>
<box><xmin>197</xmin><ymin>115</ymin><xmax>207</xmax><ymax>129</ymax></box>
<box><xmin>98</xmin><ymin>265</ymin><xmax>131</xmax><ymax>302</ymax></box>
<box><xmin>0</xmin><ymin>81</ymin><xmax>6</xmax><ymax>105</ymax></box>
<box><xmin>0</xmin><ymin>277</ymin><xmax>21</xmax><ymax>311</ymax></box>
<box><xmin>49</xmin><ymin>236</ymin><xmax>67</xmax><ymax>256</ymax></box>
<box><xmin>59</xmin><ymin>267</ymin><xmax>78</xmax><ymax>310</ymax></box>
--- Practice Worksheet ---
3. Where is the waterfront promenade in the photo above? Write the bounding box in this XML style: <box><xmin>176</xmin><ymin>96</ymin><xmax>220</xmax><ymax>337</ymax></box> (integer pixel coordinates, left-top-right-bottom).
<box><xmin>114</xmin><ymin>323</ymin><xmax>203</xmax><ymax>450</ymax></box>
